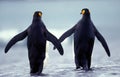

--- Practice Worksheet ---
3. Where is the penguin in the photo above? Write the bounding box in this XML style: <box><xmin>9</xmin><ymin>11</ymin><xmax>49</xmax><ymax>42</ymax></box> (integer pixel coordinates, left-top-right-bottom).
<box><xmin>56</xmin><ymin>8</ymin><xmax>110</xmax><ymax>70</ymax></box>
<box><xmin>5</xmin><ymin>11</ymin><xmax>64</xmax><ymax>75</ymax></box>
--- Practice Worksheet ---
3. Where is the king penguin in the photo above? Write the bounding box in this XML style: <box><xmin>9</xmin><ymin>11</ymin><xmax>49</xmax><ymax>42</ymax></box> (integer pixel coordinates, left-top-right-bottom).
<box><xmin>5</xmin><ymin>11</ymin><xmax>64</xmax><ymax>75</ymax></box>
<box><xmin>56</xmin><ymin>8</ymin><xmax>110</xmax><ymax>70</ymax></box>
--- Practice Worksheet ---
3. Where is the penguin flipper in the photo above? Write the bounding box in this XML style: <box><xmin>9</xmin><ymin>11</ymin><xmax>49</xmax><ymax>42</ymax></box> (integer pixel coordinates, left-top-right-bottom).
<box><xmin>53</xmin><ymin>25</ymin><xmax>76</xmax><ymax>50</ymax></box>
<box><xmin>94</xmin><ymin>27</ymin><xmax>110</xmax><ymax>57</ymax></box>
<box><xmin>5</xmin><ymin>30</ymin><xmax>28</xmax><ymax>53</ymax></box>
<box><xmin>59</xmin><ymin>25</ymin><xmax>76</xmax><ymax>43</ymax></box>
<box><xmin>46</xmin><ymin>31</ymin><xmax>64</xmax><ymax>55</ymax></box>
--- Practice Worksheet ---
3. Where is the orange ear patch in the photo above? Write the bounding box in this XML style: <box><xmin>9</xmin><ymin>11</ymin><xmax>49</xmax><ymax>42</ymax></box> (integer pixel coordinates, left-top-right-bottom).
<box><xmin>38</xmin><ymin>12</ymin><xmax>42</xmax><ymax>16</ymax></box>
<box><xmin>81</xmin><ymin>10</ymin><xmax>85</xmax><ymax>15</ymax></box>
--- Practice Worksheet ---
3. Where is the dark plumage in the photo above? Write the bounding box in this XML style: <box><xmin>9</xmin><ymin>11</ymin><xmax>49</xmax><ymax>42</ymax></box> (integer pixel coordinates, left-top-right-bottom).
<box><xmin>5</xmin><ymin>11</ymin><xmax>64</xmax><ymax>75</ymax></box>
<box><xmin>57</xmin><ymin>8</ymin><xmax>110</xmax><ymax>70</ymax></box>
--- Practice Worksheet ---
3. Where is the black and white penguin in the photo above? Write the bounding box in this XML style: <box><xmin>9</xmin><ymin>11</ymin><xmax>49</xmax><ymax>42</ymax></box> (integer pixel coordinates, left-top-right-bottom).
<box><xmin>5</xmin><ymin>11</ymin><xmax>64</xmax><ymax>75</ymax></box>
<box><xmin>56</xmin><ymin>8</ymin><xmax>110</xmax><ymax>70</ymax></box>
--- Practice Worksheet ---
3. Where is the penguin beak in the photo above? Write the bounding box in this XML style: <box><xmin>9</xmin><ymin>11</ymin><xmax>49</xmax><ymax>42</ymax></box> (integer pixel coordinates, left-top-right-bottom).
<box><xmin>80</xmin><ymin>12</ymin><xmax>82</xmax><ymax>14</ymax></box>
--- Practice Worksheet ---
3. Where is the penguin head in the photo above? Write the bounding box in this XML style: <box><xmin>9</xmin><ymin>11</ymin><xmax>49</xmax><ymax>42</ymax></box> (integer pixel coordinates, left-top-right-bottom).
<box><xmin>80</xmin><ymin>8</ymin><xmax>90</xmax><ymax>16</ymax></box>
<box><xmin>33</xmin><ymin>11</ymin><xmax>42</xmax><ymax>18</ymax></box>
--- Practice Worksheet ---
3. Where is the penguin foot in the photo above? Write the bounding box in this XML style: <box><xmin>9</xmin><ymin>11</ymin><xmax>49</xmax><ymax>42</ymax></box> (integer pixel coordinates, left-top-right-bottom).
<box><xmin>81</xmin><ymin>65</ymin><xmax>89</xmax><ymax>71</ymax></box>
<box><xmin>30</xmin><ymin>73</ymin><xmax>38</xmax><ymax>76</ymax></box>
<box><xmin>76</xmin><ymin>66</ymin><xmax>80</xmax><ymax>69</ymax></box>
<box><xmin>81</xmin><ymin>66</ymin><xmax>93</xmax><ymax>72</ymax></box>
<box><xmin>30</xmin><ymin>72</ymin><xmax>48</xmax><ymax>76</ymax></box>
